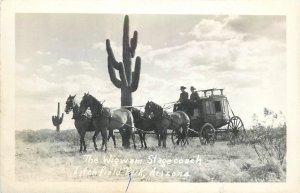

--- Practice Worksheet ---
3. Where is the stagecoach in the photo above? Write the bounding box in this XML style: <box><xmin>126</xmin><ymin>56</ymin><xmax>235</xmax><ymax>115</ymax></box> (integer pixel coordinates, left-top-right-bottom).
<box><xmin>171</xmin><ymin>88</ymin><xmax>246</xmax><ymax>145</ymax></box>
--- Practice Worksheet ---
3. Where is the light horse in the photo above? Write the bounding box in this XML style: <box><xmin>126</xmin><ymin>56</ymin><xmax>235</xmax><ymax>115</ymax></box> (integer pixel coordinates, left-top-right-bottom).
<box><xmin>144</xmin><ymin>101</ymin><xmax>190</xmax><ymax>148</ymax></box>
<box><xmin>65</xmin><ymin>94</ymin><xmax>95</xmax><ymax>152</ymax></box>
<box><xmin>131</xmin><ymin>107</ymin><xmax>157</xmax><ymax>149</ymax></box>
<box><xmin>79</xmin><ymin>93</ymin><xmax>136</xmax><ymax>150</ymax></box>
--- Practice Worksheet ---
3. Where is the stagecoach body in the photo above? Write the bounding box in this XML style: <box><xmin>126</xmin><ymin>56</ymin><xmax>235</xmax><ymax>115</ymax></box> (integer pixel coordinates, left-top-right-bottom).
<box><xmin>179</xmin><ymin>88</ymin><xmax>246</xmax><ymax>145</ymax></box>
<box><xmin>190</xmin><ymin>89</ymin><xmax>230</xmax><ymax>130</ymax></box>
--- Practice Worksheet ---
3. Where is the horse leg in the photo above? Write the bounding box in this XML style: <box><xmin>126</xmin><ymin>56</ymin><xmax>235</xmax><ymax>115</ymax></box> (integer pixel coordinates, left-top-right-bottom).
<box><xmin>132</xmin><ymin>129</ymin><xmax>136</xmax><ymax>149</ymax></box>
<box><xmin>183</xmin><ymin>125</ymin><xmax>189</xmax><ymax>145</ymax></box>
<box><xmin>81</xmin><ymin>131</ymin><xmax>87</xmax><ymax>152</ymax></box>
<box><xmin>112</xmin><ymin>135</ymin><xmax>116</xmax><ymax>148</ymax></box>
<box><xmin>109</xmin><ymin>129</ymin><xmax>116</xmax><ymax>148</ymax></box>
<box><xmin>155</xmin><ymin>131</ymin><xmax>161</xmax><ymax>147</ymax></box>
<box><xmin>163</xmin><ymin>130</ymin><xmax>167</xmax><ymax>148</ymax></box>
<box><xmin>79</xmin><ymin>134</ymin><xmax>83</xmax><ymax>152</ymax></box>
<box><xmin>107</xmin><ymin>133</ymin><xmax>111</xmax><ymax>142</ymax></box>
<box><xmin>100</xmin><ymin>128</ymin><xmax>108</xmax><ymax>151</ymax></box>
<box><xmin>176</xmin><ymin>128</ymin><xmax>181</xmax><ymax>145</ymax></box>
<box><xmin>119</xmin><ymin>128</ymin><xmax>125</xmax><ymax>147</ymax></box>
<box><xmin>158</xmin><ymin>134</ymin><xmax>162</xmax><ymax>147</ymax></box>
<box><xmin>143</xmin><ymin>133</ymin><xmax>147</xmax><ymax>149</ymax></box>
<box><xmin>138</xmin><ymin>132</ymin><xmax>143</xmax><ymax>148</ymax></box>
<box><xmin>93</xmin><ymin>129</ymin><xmax>101</xmax><ymax>151</ymax></box>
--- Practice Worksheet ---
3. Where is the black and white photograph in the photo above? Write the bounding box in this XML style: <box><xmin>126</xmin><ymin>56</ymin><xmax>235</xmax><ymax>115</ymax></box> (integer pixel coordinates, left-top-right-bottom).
<box><xmin>1</xmin><ymin>1</ymin><xmax>300</xmax><ymax>193</ymax></box>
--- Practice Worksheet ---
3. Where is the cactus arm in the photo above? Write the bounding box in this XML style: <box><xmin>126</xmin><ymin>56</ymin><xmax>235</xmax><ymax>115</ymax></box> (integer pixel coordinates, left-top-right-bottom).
<box><xmin>130</xmin><ymin>31</ymin><xmax>138</xmax><ymax>57</ymax></box>
<box><xmin>106</xmin><ymin>39</ymin><xmax>120</xmax><ymax>70</ymax></box>
<box><xmin>52</xmin><ymin>116</ymin><xmax>59</xmax><ymax>126</ymax></box>
<box><xmin>52</xmin><ymin>116</ymin><xmax>56</xmax><ymax>125</ymax></box>
<box><xmin>131</xmin><ymin>56</ymin><xmax>141</xmax><ymax>92</ymax></box>
<box><xmin>59</xmin><ymin>113</ymin><xmax>64</xmax><ymax>124</ymax></box>
<box><xmin>108</xmin><ymin>57</ymin><xmax>122</xmax><ymax>88</ymax></box>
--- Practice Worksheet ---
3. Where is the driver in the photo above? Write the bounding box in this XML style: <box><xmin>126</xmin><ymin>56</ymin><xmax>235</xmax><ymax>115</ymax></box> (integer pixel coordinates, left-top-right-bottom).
<box><xmin>173</xmin><ymin>86</ymin><xmax>189</xmax><ymax>111</ymax></box>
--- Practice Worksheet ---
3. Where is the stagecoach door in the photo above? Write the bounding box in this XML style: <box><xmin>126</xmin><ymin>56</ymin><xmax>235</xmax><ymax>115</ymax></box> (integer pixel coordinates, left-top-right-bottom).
<box><xmin>203</xmin><ymin>100</ymin><xmax>216</xmax><ymax>127</ymax></box>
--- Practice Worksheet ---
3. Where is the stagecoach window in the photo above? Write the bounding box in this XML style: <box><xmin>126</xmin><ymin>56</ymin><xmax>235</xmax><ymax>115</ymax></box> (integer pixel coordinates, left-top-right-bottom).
<box><xmin>205</xmin><ymin>101</ymin><xmax>215</xmax><ymax>114</ymax></box>
<box><xmin>214</xmin><ymin>101</ymin><xmax>222</xmax><ymax>112</ymax></box>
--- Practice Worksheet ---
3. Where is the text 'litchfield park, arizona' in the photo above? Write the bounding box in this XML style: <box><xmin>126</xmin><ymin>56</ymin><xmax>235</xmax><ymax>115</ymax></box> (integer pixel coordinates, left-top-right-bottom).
<box><xmin>72</xmin><ymin>154</ymin><xmax>202</xmax><ymax>179</ymax></box>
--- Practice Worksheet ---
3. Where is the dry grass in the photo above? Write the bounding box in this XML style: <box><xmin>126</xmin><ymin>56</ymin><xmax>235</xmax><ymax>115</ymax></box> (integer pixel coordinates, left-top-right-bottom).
<box><xmin>15</xmin><ymin>129</ymin><xmax>285</xmax><ymax>182</ymax></box>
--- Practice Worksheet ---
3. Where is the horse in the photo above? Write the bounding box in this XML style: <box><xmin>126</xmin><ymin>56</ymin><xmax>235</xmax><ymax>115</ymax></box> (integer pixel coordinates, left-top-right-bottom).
<box><xmin>79</xmin><ymin>93</ymin><xmax>136</xmax><ymax>150</ymax></box>
<box><xmin>131</xmin><ymin>107</ymin><xmax>157</xmax><ymax>149</ymax></box>
<box><xmin>65</xmin><ymin>94</ymin><xmax>95</xmax><ymax>152</ymax></box>
<box><xmin>144</xmin><ymin>101</ymin><xmax>190</xmax><ymax>148</ymax></box>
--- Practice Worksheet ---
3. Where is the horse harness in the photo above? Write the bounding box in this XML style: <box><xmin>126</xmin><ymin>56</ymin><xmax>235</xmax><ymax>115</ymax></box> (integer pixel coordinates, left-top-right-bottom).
<box><xmin>153</xmin><ymin>109</ymin><xmax>179</xmax><ymax>130</ymax></box>
<box><xmin>94</xmin><ymin>107</ymin><xmax>113</xmax><ymax>122</ymax></box>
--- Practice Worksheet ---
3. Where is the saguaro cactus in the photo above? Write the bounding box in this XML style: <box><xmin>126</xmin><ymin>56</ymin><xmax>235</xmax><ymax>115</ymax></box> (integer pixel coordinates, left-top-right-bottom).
<box><xmin>52</xmin><ymin>102</ymin><xmax>64</xmax><ymax>132</ymax></box>
<box><xmin>106</xmin><ymin>15</ymin><xmax>141</xmax><ymax>107</ymax></box>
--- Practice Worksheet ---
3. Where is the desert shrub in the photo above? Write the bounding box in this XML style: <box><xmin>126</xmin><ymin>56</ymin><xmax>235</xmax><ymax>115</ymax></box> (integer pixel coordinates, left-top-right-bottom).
<box><xmin>247</xmin><ymin>108</ymin><xmax>286</xmax><ymax>166</ymax></box>
<box><xmin>248</xmin><ymin>158</ymin><xmax>285</xmax><ymax>181</ymax></box>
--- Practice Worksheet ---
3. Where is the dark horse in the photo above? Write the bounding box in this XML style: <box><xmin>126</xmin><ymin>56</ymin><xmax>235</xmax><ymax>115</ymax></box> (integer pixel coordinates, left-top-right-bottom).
<box><xmin>80</xmin><ymin>93</ymin><xmax>136</xmax><ymax>150</ymax></box>
<box><xmin>65</xmin><ymin>95</ymin><xmax>117</xmax><ymax>151</ymax></box>
<box><xmin>65</xmin><ymin>94</ymin><xmax>94</xmax><ymax>152</ymax></box>
<box><xmin>144</xmin><ymin>101</ymin><xmax>190</xmax><ymax>148</ymax></box>
<box><xmin>131</xmin><ymin>107</ymin><xmax>157</xmax><ymax>149</ymax></box>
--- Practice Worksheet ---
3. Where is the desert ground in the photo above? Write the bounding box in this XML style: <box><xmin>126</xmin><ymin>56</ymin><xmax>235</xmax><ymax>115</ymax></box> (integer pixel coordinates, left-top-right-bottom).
<box><xmin>15</xmin><ymin>127</ymin><xmax>286</xmax><ymax>182</ymax></box>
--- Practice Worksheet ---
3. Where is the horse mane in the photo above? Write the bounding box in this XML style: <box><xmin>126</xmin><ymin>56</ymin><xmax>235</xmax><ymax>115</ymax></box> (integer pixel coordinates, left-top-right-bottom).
<box><xmin>150</xmin><ymin>101</ymin><xmax>163</xmax><ymax>112</ymax></box>
<box><xmin>132</xmin><ymin>107</ymin><xmax>144</xmax><ymax>119</ymax></box>
<box><xmin>147</xmin><ymin>101</ymin><xmax>163</xmax><ymax>118</ymax></box>
<box><xmin>87</xmin><ymin>94</ymin><xmax>103</xmax><ymax>109</ymax></box>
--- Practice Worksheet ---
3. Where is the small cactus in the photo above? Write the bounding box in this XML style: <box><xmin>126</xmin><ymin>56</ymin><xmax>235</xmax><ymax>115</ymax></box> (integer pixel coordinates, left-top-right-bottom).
<box><xmin>52</xmin><ymin>102</ymin><xmax>64</xmax><ymax>132</ymax></box>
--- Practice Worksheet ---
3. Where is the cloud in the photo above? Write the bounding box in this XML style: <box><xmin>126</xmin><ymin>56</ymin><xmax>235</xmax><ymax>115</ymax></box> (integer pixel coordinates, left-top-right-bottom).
<box><xmin>41</xmin><ymin>65</ymin><xmax>52</xmax><ymax>72</ymax></box>
<box><xmin>56</xmin><ymin>58</ymin><xmax>96</xmax><ymax>71</ymax></box>
<box><xmin>189</xmin><ymin>18</ymin><xmax>238</xmax><ymax>41</ymax></box>
<box><xmin>92</xmin><ymin>42</ymin><xmax>106</xmax><ymax>50</ymax></box>
<box><xmin>57</xmin><ymin>58</ymin><xmax>73</xmax><ymax>66</ymax></box>
<box><xmin>17</xmin><ymin>74</ymin><xmax>58</xmax><ymax>93</ymax></box>
<box><xmin>78</xmin><ymin>61</ymin><xmax>95</xmax><ymax>71</ymax></box>
<box><xmin>22</xmin><ymin>58</ymin><xmax>32</xmax><ymax>63</ymax></box>
<box><xmin>35</xmin><ymin>50</ymin><xmax>52</xmax><ymax>55</ymax></box>
<box><xmin>225</xmin><ymin>15</ymin><xmax>286</xmax><ymax>42</ymax></box>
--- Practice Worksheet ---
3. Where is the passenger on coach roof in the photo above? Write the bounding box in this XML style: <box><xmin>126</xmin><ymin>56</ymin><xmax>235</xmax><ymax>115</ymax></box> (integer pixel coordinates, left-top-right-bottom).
<box><xmin>190</xmin><ymin>86</ymin><xmax>200</xmax><ymax>102</ymax></box>
<box><xmin>187</xmin><ymin>86</ymin><xmax>201</xmax><ymax>116</ymax></box>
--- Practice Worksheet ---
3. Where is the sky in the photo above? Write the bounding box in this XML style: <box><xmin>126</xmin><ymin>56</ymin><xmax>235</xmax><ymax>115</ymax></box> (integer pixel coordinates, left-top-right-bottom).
<box><xmin>15</xmin><ymin>14</ymin><xmax>286</xmax><ymax>130</ymax></box>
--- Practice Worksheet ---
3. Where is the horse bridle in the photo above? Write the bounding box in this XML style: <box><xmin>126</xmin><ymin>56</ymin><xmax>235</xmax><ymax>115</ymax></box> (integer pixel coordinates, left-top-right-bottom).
<box><xmin>147</xmin><ymin>102</ymin><xmax>164</xmax><ymax>121</ymax></box>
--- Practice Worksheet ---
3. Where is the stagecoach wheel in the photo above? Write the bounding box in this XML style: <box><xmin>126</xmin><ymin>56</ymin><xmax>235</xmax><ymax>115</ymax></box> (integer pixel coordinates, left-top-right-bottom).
<box><xmin>200</xmin><ymin>123</ymin><xmax>215</xmax><ymax>145</ymax></box>
<box><xmin>171</xmin><ymin>129</ymin><xmax>188</xmax><ymax>146</ymax></box>
<box><xmin>227</xmin><ymin>116</ymin><xmax>246</xmax><ymax>145</ymax></box>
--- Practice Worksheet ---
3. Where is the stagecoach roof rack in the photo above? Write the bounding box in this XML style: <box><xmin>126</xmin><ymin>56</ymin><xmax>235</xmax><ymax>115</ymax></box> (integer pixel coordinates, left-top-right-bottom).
<box><xmin>196</xmin><ymin>88</ymin><xmax>224</xmax><ymax>97</ymax></box>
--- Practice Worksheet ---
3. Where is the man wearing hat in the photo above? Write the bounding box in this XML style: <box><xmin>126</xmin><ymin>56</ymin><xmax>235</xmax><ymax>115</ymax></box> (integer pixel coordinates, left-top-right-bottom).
<box><xmin>173</xmin><ymin>86</ymin><xmax>189</xmax><ymax>111</ymax></box>
<box><xmin>188</xmin><ymin>86</ymin><xmax>200</xmax><ymax>116</ymax></box>
<box><xmin>190</xmin><ymin>86</ymin><xmax>200</xmax><ymax>102</ymax></box>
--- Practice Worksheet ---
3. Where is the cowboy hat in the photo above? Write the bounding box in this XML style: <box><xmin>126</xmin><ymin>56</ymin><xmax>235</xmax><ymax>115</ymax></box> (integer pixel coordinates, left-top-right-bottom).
<box><xmin>190</xmin><ymin>86</ymin><xmax>196</xmax><ymax>90</ymax></box>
